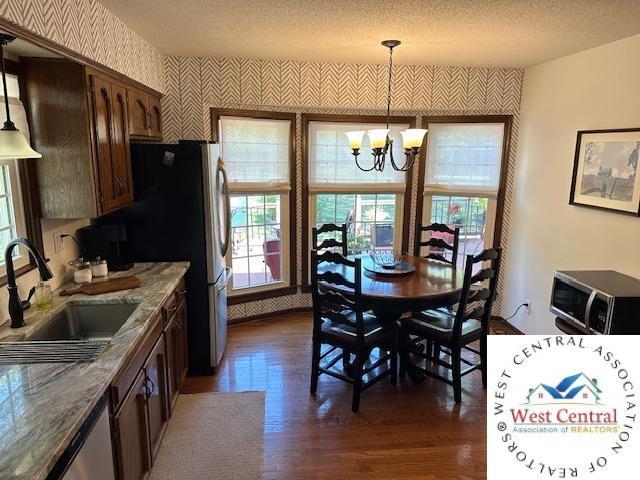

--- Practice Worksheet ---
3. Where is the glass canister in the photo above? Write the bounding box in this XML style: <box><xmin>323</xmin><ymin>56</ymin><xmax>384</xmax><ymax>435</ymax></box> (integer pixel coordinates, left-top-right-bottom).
<box><xmin>73</xmin><ymin>261</ymin><xmax>93</xmax><ymax>284</ymax></box>
<box><xmin>34</xmin><ymin>281</ymin><xmax>53</xmax><ymax>310</ymax></box>
<box><xmin>90</xmin><ymin>257</ymin><xmax>109</xmax><ymax>278</ymax></box>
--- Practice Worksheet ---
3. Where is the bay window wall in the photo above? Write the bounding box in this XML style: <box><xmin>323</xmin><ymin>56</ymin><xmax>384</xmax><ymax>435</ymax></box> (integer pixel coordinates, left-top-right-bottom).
<box><xmin>215</xmin><ymin>111</ymin><xmax>296</xmax><ymax>298</ymax></box>
<box><xmin>418</xmin><ymin>117</ymin><xmax>510</xmax><ymax>268</ymax></box>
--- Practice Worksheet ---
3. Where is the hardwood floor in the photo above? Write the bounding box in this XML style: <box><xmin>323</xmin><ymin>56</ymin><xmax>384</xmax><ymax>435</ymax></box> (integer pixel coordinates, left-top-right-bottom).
<box><xmin>183</xmin><ymin>313</ymin><xmax>491</xmax><ymax>479</ymax></box>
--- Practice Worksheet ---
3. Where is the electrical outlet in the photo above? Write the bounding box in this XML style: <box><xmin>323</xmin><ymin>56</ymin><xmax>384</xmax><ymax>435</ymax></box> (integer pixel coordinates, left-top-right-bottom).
<box><xmin>53</xmin><ymin>231</ymin><xmax>64</xmax><ymax>253</ymax></box>
<box><xmin>525</xmin><ymin>299</ymin><xmax>532</xmax><ymax>315</ymax></box>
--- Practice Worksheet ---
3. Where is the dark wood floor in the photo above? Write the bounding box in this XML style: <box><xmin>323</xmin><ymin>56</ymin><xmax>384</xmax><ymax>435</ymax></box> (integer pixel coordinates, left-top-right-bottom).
<box><xmin>183</xmin><ymin>313</ymin><xmax>496</xmax><ymax>479</ymax></box>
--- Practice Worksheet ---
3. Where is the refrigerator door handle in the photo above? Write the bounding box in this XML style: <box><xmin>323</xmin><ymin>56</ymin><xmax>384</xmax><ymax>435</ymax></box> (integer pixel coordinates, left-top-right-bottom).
<box><xmin>217</xmin><ymin>267</ymin><xmax>232</xmax><ymax>291</ymax></box>
<box><xmin>216</xmin><ymin>159</ymin><xmax>232</xmax><ymax>257</ymax></box>
<box><xmin>208</xmin><ymin>267</ymin><xmax>232</xmax><ymax>290</ymax></box>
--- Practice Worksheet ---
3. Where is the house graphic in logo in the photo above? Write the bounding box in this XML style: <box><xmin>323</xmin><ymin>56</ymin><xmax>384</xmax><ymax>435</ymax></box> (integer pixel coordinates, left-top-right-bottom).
<box><xmin>526</xmin><ymin>373</ymin><xmax>602</xmax><ymax>405</ymax></box>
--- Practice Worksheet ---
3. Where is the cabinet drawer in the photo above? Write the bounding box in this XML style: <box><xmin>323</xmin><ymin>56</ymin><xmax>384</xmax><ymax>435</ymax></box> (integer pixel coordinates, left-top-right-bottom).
<box><xmin>110</xmin><ymin>310</ymin><xmax>163</xmax><ymax>412</ymax></box>
<box><xmin>162</xmin><ymin>277</ymin><xmax>186</xmax><ymax>325</ymax></box>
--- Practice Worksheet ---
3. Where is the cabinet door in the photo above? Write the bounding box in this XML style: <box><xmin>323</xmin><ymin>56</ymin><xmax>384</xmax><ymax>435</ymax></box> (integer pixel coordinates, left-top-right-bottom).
<box><xmin>91</xmin><ymin>76</ymin><xmax>120</xmax><ymax>214</ymax></box>
<box><xmin>112</xmin><ymin>369</ymin><xmax>151</xmax><ymax>480</ymax></box>
<box><xmin>110</xmin><ymin>85</ymin><xmax>134</xmax><ymax>207</ymax></box>
<box><xmin>148</xmin><ymin>96</ymin><xmax>162</xmax><ymax>139</ymax></box>
<box><xmin>164</xmin><ymin>312</ymin><xmax>180</xmax><ymax>415</ymax></box>
<box><xmin>145</xmin><ymin>337</ymin><xmax>169</xmax><ymax>463</ymax></box>
<box><xmin>176</xmin><ymin>299</ymin><xmax>189</xmax><ymax>389</ymax></box>
<box><xmin>127</xmin><ymin>89</ymin><xmax>149</xmax><ymax>137</ymax></box>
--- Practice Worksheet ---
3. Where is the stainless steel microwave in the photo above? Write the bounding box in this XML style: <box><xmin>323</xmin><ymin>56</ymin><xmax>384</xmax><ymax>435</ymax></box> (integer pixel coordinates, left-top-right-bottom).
<box><xmin>550</xmin><ymin>270</ymin><xmax>640</xmax><ymax>334</ymax></box>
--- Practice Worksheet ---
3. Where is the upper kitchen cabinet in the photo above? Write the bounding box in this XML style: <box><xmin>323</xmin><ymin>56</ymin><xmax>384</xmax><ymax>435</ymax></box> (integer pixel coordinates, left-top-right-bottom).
<box><xmin>22</xmin><ymin>58</ymin><xmax>162</xmax><ymax>218</ymax></box>
<box><xmin>127</xmin><ymin>88</ymin><xmax>162</xmax><ymax>140</ymax></box>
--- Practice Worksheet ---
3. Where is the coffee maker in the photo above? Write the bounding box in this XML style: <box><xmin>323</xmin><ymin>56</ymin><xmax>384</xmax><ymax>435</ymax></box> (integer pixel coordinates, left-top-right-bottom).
<box><xmin>77</xmin><ymin>224</ymin><xmax>133</xmax><ymax>271</ymax></box>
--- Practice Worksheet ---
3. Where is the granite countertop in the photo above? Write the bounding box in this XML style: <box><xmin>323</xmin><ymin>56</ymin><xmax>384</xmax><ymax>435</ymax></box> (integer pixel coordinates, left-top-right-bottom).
<box><xmin>0</xmin><ymin>262</ymin><xmax>190</xmax><ymax>480</ymax></box>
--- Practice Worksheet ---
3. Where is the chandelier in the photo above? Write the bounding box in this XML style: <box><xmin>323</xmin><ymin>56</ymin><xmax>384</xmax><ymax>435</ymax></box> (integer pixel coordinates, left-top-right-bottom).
<box><xmin>346</xmin><ymin>40</ymin><xmax>426</xmax><ymax>172</ymax></box>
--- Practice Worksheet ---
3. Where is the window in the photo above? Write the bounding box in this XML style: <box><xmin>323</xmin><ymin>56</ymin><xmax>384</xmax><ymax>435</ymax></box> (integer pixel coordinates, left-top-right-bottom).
<box><xmin>420</xmin><ymin>119</ymin><xmax>509</xmax><ymax>268</ymax></box>
<box><xmin>305</xmin><ymin>116</ymin><xmax>411</xmax><ymax>281</ymax></box>
<box><xmin>216</xmin><ymin>111</ymin><xmax>295</xmax><ymax>295</ymax></box>
<box><xmin>0</xmin><ymin>72</ymin><xmax>29</xmax><ymax>274</ymax></box>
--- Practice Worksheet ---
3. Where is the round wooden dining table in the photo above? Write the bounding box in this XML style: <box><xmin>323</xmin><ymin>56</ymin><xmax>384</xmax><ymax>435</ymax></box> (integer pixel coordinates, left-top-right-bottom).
<box><xmin>317</xmin><ymin>255</ymin><xmax>465</xmax><ymax>320</ymax></box>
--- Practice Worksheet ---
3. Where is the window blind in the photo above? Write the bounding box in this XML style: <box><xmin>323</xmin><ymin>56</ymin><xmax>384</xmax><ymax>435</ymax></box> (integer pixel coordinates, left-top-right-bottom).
<box><xmin>219</xmin><ymin>116</ymin><xmax>291</xmax><ymax>190</ymax></box>
<box><xmin>308</xmin><ymin>121</ymin><xmax>409</xmax><ymax>192</ymax></box>
<box><xmin>424</xmin><ymin>123</ymin><xmax>505</xmax><ymax>194</ymax></box>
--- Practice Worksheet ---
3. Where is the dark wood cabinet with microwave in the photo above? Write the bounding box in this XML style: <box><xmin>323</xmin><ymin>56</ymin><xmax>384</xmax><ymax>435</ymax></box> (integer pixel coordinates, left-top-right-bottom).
<box><xmin>551</xmin><ymin>270</ymin><xmax>640</xmax><ymax>334</ymax></box>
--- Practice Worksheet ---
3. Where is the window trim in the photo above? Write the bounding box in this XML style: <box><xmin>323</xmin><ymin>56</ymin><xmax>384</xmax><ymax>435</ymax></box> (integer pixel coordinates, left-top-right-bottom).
<box><xmin>301</xmin><ymin>113</ymin><xmax>416</xmax><ymax>287</ymax></box>
<box><xmin>211</xmin><ymin>108</ymin><xmax>297</xmax><ymax>304</ymax></box>
<box><xmin>413</xmin><ymin>115</ymin><xmax>513</xmax><ymax>255</ymax></box>
<box><xmin>227</xmin><ymin>191</ymin><xmax>291</xmax><ymax>297</ymax></box>
<box><xmin>0</xmin><ymin>58</ymin><xmax>46</xmax><ymax>287</ymax></box>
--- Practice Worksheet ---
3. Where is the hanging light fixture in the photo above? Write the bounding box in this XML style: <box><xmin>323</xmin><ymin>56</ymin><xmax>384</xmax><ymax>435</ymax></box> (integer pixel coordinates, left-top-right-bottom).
<box><xmin>0</xmin><ymin>34</ymin><xmax>42</xmax><ymax>160</ymax></box>
<box><xmin>347</xmin><ymin>40</ymin><xmax>426</xmax><ymax>172</ymax></box>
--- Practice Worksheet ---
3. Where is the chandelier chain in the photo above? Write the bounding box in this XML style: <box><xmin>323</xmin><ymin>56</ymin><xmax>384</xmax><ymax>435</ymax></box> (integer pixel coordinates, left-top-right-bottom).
<box><xmin>385</xmin><ymin>45</ymin><xmax>394</xmax><ymax>129</ymax></box>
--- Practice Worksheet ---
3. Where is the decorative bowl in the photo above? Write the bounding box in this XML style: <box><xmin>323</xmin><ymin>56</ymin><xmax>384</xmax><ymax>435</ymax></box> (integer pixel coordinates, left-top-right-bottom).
<box><xmin>368</xmin><ymin>250</ymin><xmax>406</xmax><ymax>269</ymax></box>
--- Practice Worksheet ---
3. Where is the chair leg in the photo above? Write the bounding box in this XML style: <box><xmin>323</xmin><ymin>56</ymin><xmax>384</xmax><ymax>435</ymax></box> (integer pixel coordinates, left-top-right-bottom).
<box><xmin>390</xmin><ymin>332</ymin><xmax>398</xmax><ymax>386</ymax></box>
<box><xmin>310</xmin><ymin>337</ymin><xmax>321</xmax><ymax>394</ymax></box>
<box><xmin>398</xmin><ymin>330</ymin><xmax>408</xmax><ymax>379</ymax></box>
<box><xmin>426</xmin><ymin>340</ymin><xmax>433</xmax><ymax>360</ymax></box>
<box><xmin>481</xmin><ymin>334</ymin><xmax>487</xmax><ymax>388</ymax></box>
<box><xmin>452</xmin><ymin>347</ymin><xmax>462</xmax><ymax>404</ymax></box>
<box><xmin>351</xmin><ymin>350</ymin><xmax>365</xmax><ymax>412</ymax></box>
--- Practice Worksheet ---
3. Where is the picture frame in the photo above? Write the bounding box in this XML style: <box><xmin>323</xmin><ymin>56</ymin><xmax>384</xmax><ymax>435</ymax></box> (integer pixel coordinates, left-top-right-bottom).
<box><xmin>570</xmin><ymin>128</ymin><xmax>640</xmax><ymax>216</ymax></box>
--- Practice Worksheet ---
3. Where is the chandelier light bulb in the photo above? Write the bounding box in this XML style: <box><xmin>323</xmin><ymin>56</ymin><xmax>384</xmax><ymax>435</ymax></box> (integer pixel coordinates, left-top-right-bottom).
<box><xmin>345</xmin><ymin>130</ymin><xmax>365</xmax><ymax>150</ymax></box>
<box><xmin>367</xmin><ymin>129</ymin><xmax>390</xmax><ymax>149</ymax></box>
<box><xmin>401</xmin><ymin>129</ymin><xmax>428</xmax><ymax>149</ymax></box>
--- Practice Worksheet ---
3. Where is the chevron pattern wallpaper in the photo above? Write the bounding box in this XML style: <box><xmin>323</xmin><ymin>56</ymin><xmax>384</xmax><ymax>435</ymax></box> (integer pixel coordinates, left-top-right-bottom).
<box><xmin>0</xmin><ymin>0</ymin><xmax>164</xmax><ymax>92</ymax></box>
<box><xmin>163</xmin><ymin>56</ymin><xmax>524</xmax><ymax>321</ymax></box>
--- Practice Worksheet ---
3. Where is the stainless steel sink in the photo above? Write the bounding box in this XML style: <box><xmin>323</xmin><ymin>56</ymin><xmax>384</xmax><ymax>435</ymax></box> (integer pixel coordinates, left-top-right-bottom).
<box><xmin>0</xmin><ymin>302</ymin><xmax>140</xmax><ymax>364</ymax></box>
<box><xmin>27</xmin><ymin>303</ymin><xmax>139</xmax><ymax>341</ymax></box>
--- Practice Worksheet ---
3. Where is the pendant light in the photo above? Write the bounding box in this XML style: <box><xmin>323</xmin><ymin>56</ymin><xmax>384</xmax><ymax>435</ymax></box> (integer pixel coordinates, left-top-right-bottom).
<box><xmin>347</xmin><ymin>40</ymin><xmax>426</xmax><ymax>172</ymax></box>
<box><xmin>0</xmin><ymin>34</ymin><xmax>42</xmax><ymax>159</ymax></box>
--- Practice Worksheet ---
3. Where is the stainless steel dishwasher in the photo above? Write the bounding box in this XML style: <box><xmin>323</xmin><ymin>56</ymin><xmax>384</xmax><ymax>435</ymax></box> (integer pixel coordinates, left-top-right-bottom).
<box><xmin>49</xmin><ymin>394</ymin><xmax>115</xmax><ymax>480</ymax></box>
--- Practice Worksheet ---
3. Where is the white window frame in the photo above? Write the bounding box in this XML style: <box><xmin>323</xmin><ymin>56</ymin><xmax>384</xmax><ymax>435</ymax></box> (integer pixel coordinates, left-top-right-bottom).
<box><xmin>420</xmin><ymin>119</ymin><xmax>508</xmax><ymax>261</ymax></box>
<box><xmin>227</xmin><ymin>189</ymin><xmax>291</xmax><ymax>296</ymax></box>
<box><xmin>217</xmin><ymin>112</ymin><xmax>294</xmax><ymax>296</ymax></box>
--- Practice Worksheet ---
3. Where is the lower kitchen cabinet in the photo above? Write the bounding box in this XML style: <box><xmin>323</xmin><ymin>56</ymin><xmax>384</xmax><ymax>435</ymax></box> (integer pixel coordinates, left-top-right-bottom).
<box><xmin>112</xmin><ymin>369</ymin><xmax>151</xmax><ymax>480</ymax></box>
<box><xmin>145</xmin><ymin>337</ymin><xmax>169</xmax><ymax>463</ymax></box>
<box><xmin>110</xmin><ymin>276</ymin><xmax>188</xmax><ymax>480</ymax></box>
<box><xmin>164</xmin><ymin>286</ymin><xmax>188</xmax><ymax>415</ymax></box>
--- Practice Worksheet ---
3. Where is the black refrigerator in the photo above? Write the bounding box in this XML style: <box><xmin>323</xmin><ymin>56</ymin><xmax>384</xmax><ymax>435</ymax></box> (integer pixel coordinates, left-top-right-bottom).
<box><xmin>97</xmin><ymin>140</ymin><xmax>231</xmax><ymax>375</ymax></box>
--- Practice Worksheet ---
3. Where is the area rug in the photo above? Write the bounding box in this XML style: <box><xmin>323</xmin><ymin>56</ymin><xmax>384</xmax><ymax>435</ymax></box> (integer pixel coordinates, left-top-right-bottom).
<box><xmin>150</xmin><ymin>391</ymin><xmax>265</xmax><ymax>480</ymax></box>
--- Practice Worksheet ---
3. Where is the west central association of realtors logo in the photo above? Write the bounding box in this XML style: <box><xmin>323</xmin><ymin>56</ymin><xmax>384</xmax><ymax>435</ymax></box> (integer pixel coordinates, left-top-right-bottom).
<box><xmin>487</xmin><ymin>336</ymin><xmax>638</xmax><ymax>479</ymax></box>
<box><xmin>526</xmin><ymin>372</ymin><xmax>602</xmax><ymax>405</ymax></box>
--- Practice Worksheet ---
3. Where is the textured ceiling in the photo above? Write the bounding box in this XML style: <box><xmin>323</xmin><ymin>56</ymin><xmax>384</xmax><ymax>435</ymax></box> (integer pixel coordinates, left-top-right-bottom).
<box><xmin>98</xmin><ymin>0</ymin><xmax>640</xmax><ymax>67</ymax></box>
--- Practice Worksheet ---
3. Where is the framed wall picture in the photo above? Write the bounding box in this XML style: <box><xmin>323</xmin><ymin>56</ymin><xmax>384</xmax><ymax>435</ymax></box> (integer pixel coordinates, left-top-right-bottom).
<box><xmin>570</xmin><ymin>128</ymin><xmax>640</xmax><ymax>216</ymax></box>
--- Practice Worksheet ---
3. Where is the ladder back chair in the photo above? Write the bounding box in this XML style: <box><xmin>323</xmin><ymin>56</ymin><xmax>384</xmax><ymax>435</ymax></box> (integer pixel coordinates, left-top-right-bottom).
<box><xmin>312</xmin><ymin>223</ymin><xmax>348</xmax><ymax>256</ymax></box>
<box><xmin>400</xmin><ymin>248</ymin><xmax>502</xmax><ymax>403</ymax></box>
<box><xmin>416</xmin><ymin>223</ymin><xmax>460</xmax><ymax>266</ymax></box>
<box><xmin>310</xmin><ymin>250</ymin><xmax>397</xmax><ymax>412</ymax></box>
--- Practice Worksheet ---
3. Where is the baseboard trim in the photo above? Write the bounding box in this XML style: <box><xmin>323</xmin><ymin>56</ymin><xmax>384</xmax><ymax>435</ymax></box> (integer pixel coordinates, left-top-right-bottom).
<box><xmin>490</xmin><ymin>315</ymin><xmax>525</xmax><ymax>335</ymax></box>
<box><xmin>229</xmin><ymin>307</ymin><xmax>313</xmax><ymax>326</ymax></box>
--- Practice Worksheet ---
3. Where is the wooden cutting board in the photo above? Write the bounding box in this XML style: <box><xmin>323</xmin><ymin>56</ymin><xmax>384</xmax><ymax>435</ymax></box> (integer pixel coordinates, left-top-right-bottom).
<box><xmin>60</xmin><ymin>276</ymin><xmax>142</xmax><ymax>296</ymax></box>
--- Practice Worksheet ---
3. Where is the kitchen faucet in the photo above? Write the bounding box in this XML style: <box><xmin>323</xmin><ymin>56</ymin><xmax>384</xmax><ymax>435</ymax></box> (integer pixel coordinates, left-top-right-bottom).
<box><xmin>4</xmin><ymin>237</ymin><xmax>53</xmax><ymax>328</ymax></box>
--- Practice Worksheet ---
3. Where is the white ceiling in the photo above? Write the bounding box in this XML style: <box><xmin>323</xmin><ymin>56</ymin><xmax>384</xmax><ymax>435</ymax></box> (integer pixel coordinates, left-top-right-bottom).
<box><xmin>99</xmin><ymin>0</ymin><xmax>640</xmax><ymax>67</ymax></box>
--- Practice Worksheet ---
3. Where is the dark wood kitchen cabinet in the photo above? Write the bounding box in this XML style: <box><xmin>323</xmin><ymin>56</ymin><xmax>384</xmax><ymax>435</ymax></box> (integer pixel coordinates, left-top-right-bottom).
<box><xmin>112</xmin><ymin>369</ymin><xmax>151</xmax><ymax>480</ymax></box>
<box><xmin>90</xmin><ymin>75</ymin><xmax>134</xmax><ymax>214</ymax></box>
<box><xmin>22</xmin><ymin>58</ymin><xmax>162</xmax><ymax>218</ymax></box>
<box><xmin>164</xmin><ymin>280</ymin><xmax>188</xmax><ymax>414</ymax></box>
<box><xmin>127</xmin><ymin>88</ymin><xmax>162</xmax><ymax>140</ymax></box>
<box><xmin>145</xmin><ymin>337</ymin><xmax>169</xmax><ymax>463</ymax></box>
